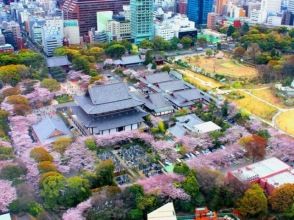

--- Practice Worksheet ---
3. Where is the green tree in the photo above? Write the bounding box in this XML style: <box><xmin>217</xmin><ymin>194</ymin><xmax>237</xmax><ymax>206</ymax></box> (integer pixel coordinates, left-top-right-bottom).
<box><xmin>161</xmin><ymin>65</ymin><xmax>171</xmax><ymax>73</ymax></box>
<box><xmin>41</xmin><ymin>78</ymin><xmax>60</xmax><ymax>92</ymax></box>
<box><xmin>139</xmin><ymin>39</ymin><xmax>153</xmax><ymax>49</ymax></box>
<box><xmin>144</xmin><ymin>50</ymin><xmax>153</xmax><ymax>65</ymax></box>
<box><xmin>62</xmin><ymin>176</ymin><xmax>91</xmax><ymax>207</ymax></box>
<box><xmin>72</xmin><ymin>55</ymin><xmax>90</xmax><ymax>74</ymax></box>
<box><xmin>105</xmin><ymin>44</ymin><xmax>126</xmax><ymax>58</ymax></box>
<box><xmin>53</xmin><ymin>137</ymin><xmax>72</xmax><ymax>154</ymax></box>
<box><xmin>205</xmin><ymin>49</ymin><xmax>213</xmax><ymax>57</ymax></box>
<box><xmin>227</xmin><ymin>25</ymin><xmax>235</xmax><ymax>37</ymax></box>
<box><xmin>241</xmin><ymin>23</ymin><xmax>249</xmax><ymax>35</ymax></box>
<box><xmin>40</xmin><ymin>175</ymin><xmax>66</xmax><ymax>209</ymax></box>
<box><xmin>95</xmin><ymin>160</ymin><xmax>115</xmax><ymax>186</ymax></box>
<box><xmin>180</xmin><ymin>36</ymin><xmax>193</xmax><ymax>49</ymax></box>
<box><xmin>174</xmin><ymin>162</ymin><xmax>190</xmax><ymax>176</ymax></box>
<box><xmin>84</xmin><ymin>138</ymin><xmax>97</xmax><ymax>151</ymax></box>
<box><xmin>182</xmin><ymin>171</ymin><xmax>200</xmax><ymax>200</ymax></box>
<box><xmin>238</xmin><ymin>184</ymin><xmax>268</xmax><ymax>217</ymax></box>
<box><xmin>152</xmin><ymin>36</ymin><xmax>171</xmax><ymax>51</ymax></box>
<box><xmin>197</xmin><ymin>37</ymin><xmax>207</xmax><ymax>48</ymax></box>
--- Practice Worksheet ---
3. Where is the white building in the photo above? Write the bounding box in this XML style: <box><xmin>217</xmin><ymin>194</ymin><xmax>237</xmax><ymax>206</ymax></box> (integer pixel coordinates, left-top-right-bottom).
<box><xmin>249</xmin><ymin>9</ymin><xmax>261</xmax><ymax>23</ymax></box>
<box><xmin>41</xmin><ymin>17</ymin><xmax>64</xmax><ymax>56</ymax></box>
<box><xmin>267</xmin><ymin>15</ymin><xmax>283</xmax><ymax>26</ymax></box>
<box><xmin>97</xmin><ymin>11</ymin><xmax>113</xmax><ymax>33</ymax></box>
<box><xmin>63</xmin><ymin>20</ymin><xmax>80</xmax><ymax>44</ymax></box>
<box><xmin>259</xmin><ymin>0</ymin><xmax>282</xmax><ymax>23</ymax></box>
<box><xmin>154</xmin><ymin>14</ymin><xmax>196</xmax><ymax>40</ymax></box>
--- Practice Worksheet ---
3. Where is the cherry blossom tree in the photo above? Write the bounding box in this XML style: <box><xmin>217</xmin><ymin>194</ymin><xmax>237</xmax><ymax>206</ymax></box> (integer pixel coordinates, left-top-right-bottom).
<box><xmin>0</xmin><ymin>180</ymin><xmax>17</xmax><ymax>212</ymax></box>
<box><xmin>62</xmin><ymin>198</ymin><xmax>92</xmax><ymax>220</ymax></box>
<box><xmin>176</xmin><ymin>134</ymin><xmax>213</xmax><ymax>151</ymax></box>
<box><xmin>137</xmin><ymin>173</ymin><xmax>190</xmax><ymax>200</ymax></box>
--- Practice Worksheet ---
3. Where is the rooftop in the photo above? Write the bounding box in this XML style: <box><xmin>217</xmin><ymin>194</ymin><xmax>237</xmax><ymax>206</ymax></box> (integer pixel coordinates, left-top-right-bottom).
<box><xmin>32</xmin><ymin>116</ymin><xmax>71</xmax><ymax>144</ymax></box>
<box><xmin>46</xmin><ymin>56</ymin><xmax>71</xmax><ymax>68</ymax></box>
<box><xmin>231</xmin><ymin>157</ymin><xmax>291</xmax><ymax>182</ymax></box>
<box><xmin>193</xmin><ymin>121</ymin><xmax>221</xmax><ymax>134</ymax></box>
<box><xmin>144</xmin><ymin>72</ymin><xmax>175</xmax><ymax>84</ymax></box>
<box><xmin>147</xmin><ymin>202</ymin><xmax>177</xmax><ymax>220</ymax></box>
<box><xmin>157</xmin><ymin>80</ymin><xmax>188</xmax><ymax>92</ymax></box>
<box><xmin>75</xmin><ymin>82</ymin><xmax>143</xmax><ymax>115</ymax></box>
<box><xmin>264</xmin><ymin>170</ymin><xmax>294</xmax><ymax>188</ymax></box>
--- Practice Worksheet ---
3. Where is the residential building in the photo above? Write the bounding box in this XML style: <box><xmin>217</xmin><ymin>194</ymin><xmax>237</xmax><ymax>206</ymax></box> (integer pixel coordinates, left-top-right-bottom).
<box><xmin>63</xmin><ymin>20</ymin><xmax>80</xmax><ymax>44</ymax></box>
<box><xmin>32</xmin><ymin>116</ymin><xmax>72</xmax><ymax>145</ymax></box>
<box><xmin>187</xmin><ymin>0</ymin><xmax>213</xmax><ymax>25</ymax></box>
<box><xmin>215</xmin><ymin>0</ymin><xmax>227</xmax><ymax>15</ymax></box>
<box><xmin>2</xmin><ymin>30</ymin><xmax>16</xmax><ymax>49</ymax></box>
<box><xmin>207</xmin><ymin>12</ymin><xmax>217</xmax><ymax>29</ymax></box>
<box><xmin>62</xmin><ymin>0</ymin><xmax>129</xmax><ymax>35</ymax></box>
<box><xmin>71</xmin><ymin>82</ymin><xmax>147</xmax><ymax>135</ymax></box>
<box><xmin>130</xmin><ymin>0</ymin><xmax>154</xmax><ymax>43</ymax></box>
<box><xmin>282</xmin><ymin>11</ymin><xmax>293</xmax><ymax>25</ymax></box>
<box><xmin>228</xmin><ymin>157</ymin><xmax>294</xmax><ymax>194</ymax></box>
<box><xmin>41</xmin><ymin>17</ymin><xmax>64</xmax><ymax>56</ymax></box>
<box><xmin>107</xmin><ymin>19</ymin><xmax>131</xmax><ymax>41</ymax></box>
<box><xmin>267</xmin><ymin>15</ymin><xmax>282</xmax><ymax>26</ymax></box>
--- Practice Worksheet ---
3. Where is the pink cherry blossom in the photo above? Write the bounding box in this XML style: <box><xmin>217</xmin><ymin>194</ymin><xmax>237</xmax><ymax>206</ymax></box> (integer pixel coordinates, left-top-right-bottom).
<box><xmin>138</xmin><ymin>173</ymin><xmax>190</xmax><ymax>200</ymax></box>
<box><xmin>62</xmin><ymin>198</ymin><xmax>92</xmax><ymax>220</ymax></box>
<box><xmin>0</xmin><ymin>180</ymin><xmax>17</xmax><ymax>212</ymax></box>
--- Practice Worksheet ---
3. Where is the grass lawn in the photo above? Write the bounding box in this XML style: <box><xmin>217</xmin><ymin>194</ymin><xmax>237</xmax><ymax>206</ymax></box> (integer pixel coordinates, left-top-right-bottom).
<box><xmin>251</xmin><ymin>88</ymin><xmax>286</xmax><ymax>109</ymax></box>
<box><xmin>227</xmin><ymin>91</ymin><xmax>278</xmax><ymax>121</ymax></box>
<box><xmin>275</xmin><ymin>110</ymin><xmax>294</xmax><ymax>136</ymax></box>
<box><xmin>178</xmin><ymin>69</ymin><xmax>223</xmax><ymax>91</ymax></box>
<box><xmin>186</xmin><ymin>56</ymin><xmax>259</xmax><ymax>80</ymax></box>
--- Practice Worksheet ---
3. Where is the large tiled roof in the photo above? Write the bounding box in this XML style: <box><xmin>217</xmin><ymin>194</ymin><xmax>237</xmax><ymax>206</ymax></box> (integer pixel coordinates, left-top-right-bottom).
<box><xmin>75</xmin><ymin>82</ymin><xmax>144</xmax><ymax>115</ymax></box>
<box><xmin>72</xmin><ymin>106</ymin><xmax>147</xmax><ymax>131</ymax></box>
<box><xmin>157</xmin><ymin>80</ymin><xmax>188</xmax><ymax>92</ymax></box>
<box><xmin>144</xmin><ymin>72</ymin><xmax>174</xmax><ymax>84</ymax></box>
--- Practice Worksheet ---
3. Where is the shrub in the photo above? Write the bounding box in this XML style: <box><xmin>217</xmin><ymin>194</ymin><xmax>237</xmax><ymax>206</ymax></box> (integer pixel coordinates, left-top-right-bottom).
<box><xmin>41</xmin><ymin>78</ymin><xmax>60</xmax><ymax>92</ymax></box>
<box><xmin>85</xmin><ymin>138</ymin><xmax>96</xmax><ymax>151</ymax></box>
<box><xmin>0</xmin><ymin>164</ymin><xmax>27</xmax><ymax>181</ymax></box>
<box><xmin>39</xmin><ymin>171</ymin><xmax>62</xmax><ymax>184</ymax></box>
<box><xmin>53</xmin><ymin>137</ymin><xmax>72</xmax><ymax>154</ymax></box>
<box><xmin>9</xmin><ymin>199</ymin><xmax>43</xmax><ymax>217</ymax></box>
<box><xmin>37</xmin><ymin>161</ymin><xmax>57</xmax><ymax>173</ymax></box>
<box><xmin>27</xmin><ymin>202</ymin><xmax>44</xmax><ymax>217</ymax></box>
<box><xmin>30</xmin><ymin>147</ymin><xmax>53</xmax><ymax>162</ymax></box>
<box><xmin>0</xmin><ymin>146</ymin><xmax>13</xmax><ymax>160</ymax></box>
<box><xmin>2</xmin><ymin>87</ymin><xmax>21</xmax><ymax>97</ymax></box>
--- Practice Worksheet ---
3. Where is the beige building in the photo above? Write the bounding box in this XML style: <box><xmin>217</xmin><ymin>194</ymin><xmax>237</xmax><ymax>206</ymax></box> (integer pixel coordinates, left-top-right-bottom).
<box><xmin>63</xmin><ymin>20</ymin><xmax>80</xmax><ymax>45</ymax></box>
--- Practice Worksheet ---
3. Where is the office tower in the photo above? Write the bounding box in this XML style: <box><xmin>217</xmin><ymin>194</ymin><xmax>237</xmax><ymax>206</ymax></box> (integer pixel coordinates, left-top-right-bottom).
<box><xmin>259</xmin><ymin>0</ymin><xmax>282</xmax><ymax>23</ymax></box>
<box><xmin>187</xmin><ymin>0</ymin><xmax>213</xmax><ymax>25</ymax></box>
<box><xmin>62</xmin><ymin>0</ymin><xmax>129</xmax><ymax>35</ymax></box>
<box><xmin>289</xmin><ymin>0</ymin><xmax>294</xmax><ymax>13</ymax></box>
<box><xmin>41</xmin><ymin>17</ymin><xmax>64</xmax><ymax>56</ymax></box>
<box><xmin>215</xmin><ymin>0</ymin><xmax>227</xmax><ymax>15</ymax></box>
<box><xmin>130</xmin><ymin>0</ymin><xmax>154</xmax><ymax>44</ymax></box>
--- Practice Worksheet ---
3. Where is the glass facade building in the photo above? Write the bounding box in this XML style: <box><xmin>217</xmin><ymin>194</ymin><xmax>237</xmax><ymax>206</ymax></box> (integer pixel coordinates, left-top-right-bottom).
<box><xmin>187</xmin><ymin>0</ymin><xmax>213</xmax><ymax>25</ymax></box>
<box><xmin>130</xmin><ymin>0</ymin><xmax>154</xmax><ymax>44</ymax></box>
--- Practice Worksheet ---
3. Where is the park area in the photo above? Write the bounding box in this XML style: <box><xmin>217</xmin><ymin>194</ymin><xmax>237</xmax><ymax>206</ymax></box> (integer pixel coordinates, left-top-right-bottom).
<box><xmin>177</xmin><ymin>69</ymin><xmax>223</xmax><ymax>91</ymax></box>
<box><xmin>186</xmin><ymin>55</ymin><xmax>259</xmax><ymax>80</ymax></box>
<box><xmin>227</xmin><ymin>91</ymin><xmax>278</xmax><ymax>121</ymax></box>
<box><xmin>251</xmin><ymin>87</ymin><xmax>287</xmax><ymax>109</ymax></box>
<box><xmin>275</xmin><ymin>110</ymin><xmax>294</xmax><ymax>136</ymax></box>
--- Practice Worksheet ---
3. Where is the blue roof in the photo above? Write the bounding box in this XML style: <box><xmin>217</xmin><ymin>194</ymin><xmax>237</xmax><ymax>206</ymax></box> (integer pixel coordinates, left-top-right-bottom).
<box><xmin>32</xmin><ymin>116</ymin><xmax>71</xmax><ymax>144</ymax></box>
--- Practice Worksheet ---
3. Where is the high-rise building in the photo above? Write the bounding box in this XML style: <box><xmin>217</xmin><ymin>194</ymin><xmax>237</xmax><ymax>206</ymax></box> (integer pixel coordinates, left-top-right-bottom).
<box><xmin>207</xmin><ymin>12</ymin><xmax>217</xmax><ymax>29</ymax></box>
<box><xmin>130</xmin><ymin>0</ymin><xmax>154</xmax><ymax>44</ymax></box>
<box><xmin>62</xmin><ymin>0</ymin><xmax>129</xmax><ymax>35</ymax></box>
<box><xmin>259</xmin><ymin>0</ymin><xmax>282</xmax><ymax>23</ymax></box>
<box><xmin>289</xmin><ymin>0</ymin><xmax>294</xmax><ymax>14</ymax></box>
<box><xmin>42</xmin><ymin>17</ymin><xmax>64</xmax><ymax>56</ymax></box>
<box><xmin>215</xmin><ymin>0</ymin><xmax>227</xmax><ymax>15</ymax></box>
<box><xmin>187</xmin><ymin>0</ymin><xmax>213</xmax><ymax>25</ymax></box>
<box><xmin>97</xmin><ymin>11</ymin><xmax>113</xmax><ymax>33</ymax></box>
<box><xmin>177</xmin><ymin>0</ymin><xmax>187</xmax><ymax>14</ymax></box>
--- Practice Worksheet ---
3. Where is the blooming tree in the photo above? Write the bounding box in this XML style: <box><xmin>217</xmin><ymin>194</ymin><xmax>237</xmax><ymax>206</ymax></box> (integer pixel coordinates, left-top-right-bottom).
<box><xmin>137</xmin><ymin>173</ymin><xmax>190</xmax><ymax>200</ymax></box>
<box><xmin>62</xmin><ymin>198</ymin><xmax>92</xmax><ymax>220</ymax></box>
<box><xmin>0</xmin><ymin>180</ymin><xmax>17</xmax><ymax>212</ymax></box>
